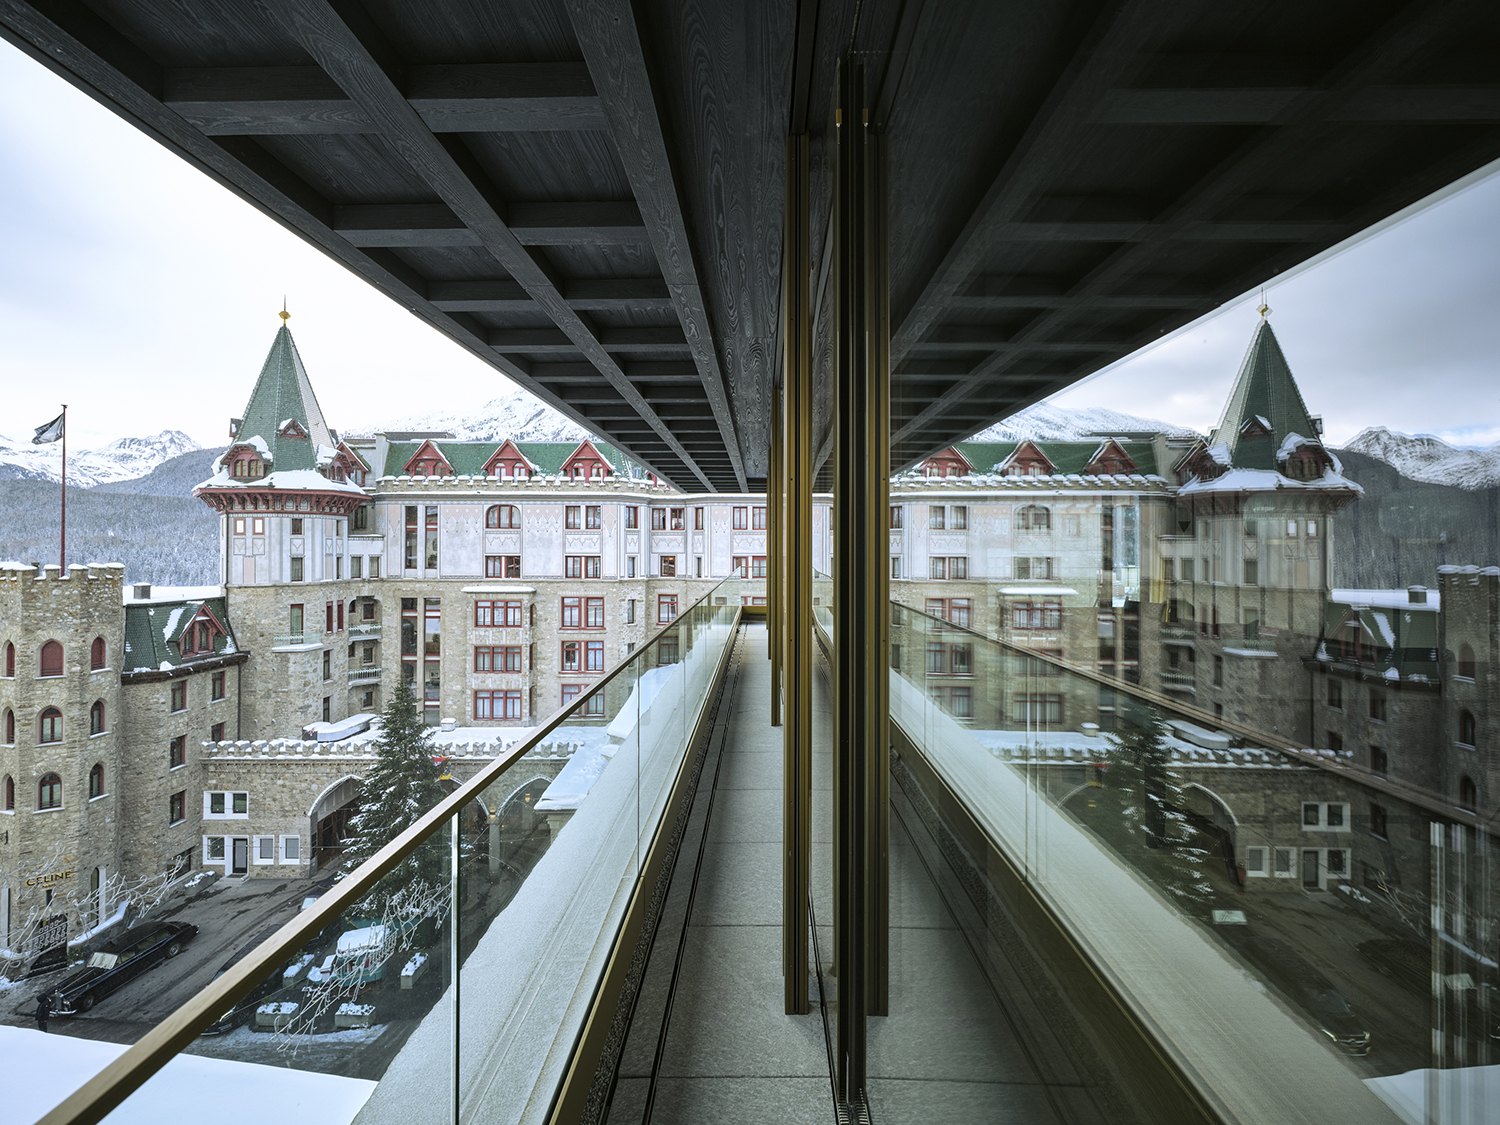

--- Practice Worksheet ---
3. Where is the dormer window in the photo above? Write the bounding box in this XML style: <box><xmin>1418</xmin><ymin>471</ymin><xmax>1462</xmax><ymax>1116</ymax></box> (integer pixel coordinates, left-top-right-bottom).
<box><xmin>1240</xmin><ymin>416</ymin><xmax>1271</xmax><ymax>439</ymax></box>
<box><xmin>231</xmin><ymin>456</ymin><xmax>264</xmax><ymax>479</ymax></box>
<box><xmin>278</xmin><ymin>419</ymin><xmax>309</xmax><ymax>439</ymax></box>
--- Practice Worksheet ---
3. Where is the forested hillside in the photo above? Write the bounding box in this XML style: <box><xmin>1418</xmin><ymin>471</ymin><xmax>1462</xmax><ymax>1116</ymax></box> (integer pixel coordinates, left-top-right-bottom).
<box><xmin>0</xmin><ymin>480</ymin><xmax>219</xmax><ymax>586</ymax></box>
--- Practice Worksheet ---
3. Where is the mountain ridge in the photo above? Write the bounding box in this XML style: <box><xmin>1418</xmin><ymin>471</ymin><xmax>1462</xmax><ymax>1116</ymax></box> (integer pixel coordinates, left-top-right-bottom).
<box><xmin>0</xmin><ymin>430</ymin><xmax>201</xmax><ymax>488</ymax></box>
<box><xmin>1338</xmin><ymin>427</ymin><xmax>1500</xmax><ymax>490</ymax></box>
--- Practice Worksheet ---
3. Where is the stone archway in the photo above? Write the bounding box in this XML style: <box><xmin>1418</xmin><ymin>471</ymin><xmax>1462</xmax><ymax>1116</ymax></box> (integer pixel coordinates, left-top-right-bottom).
<box><xmin>307</xmin><ymin>775</ymin><xmax>364</xmax><ymax>871</ymax></box>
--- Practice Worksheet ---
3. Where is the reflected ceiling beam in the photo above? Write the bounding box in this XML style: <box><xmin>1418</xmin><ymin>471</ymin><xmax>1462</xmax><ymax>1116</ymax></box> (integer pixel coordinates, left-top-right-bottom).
<box><xmin>891</xmin><ymin>0</ymin><xmax>1474</xmax><ymax>461</ymax></box>
<box><xmin>262</xmin><ymin>0</ymin><xmax>717</xmax><ymax>491</ymax></box>
<box><xmin>163</xmin><ymin>62</ymin><xmax>607</xmax><ymax>133</ymax></box>
<box><xmin>566</xmin><ymin>0</ymin><xmax>749</xmax><ymax>492</ymax></box>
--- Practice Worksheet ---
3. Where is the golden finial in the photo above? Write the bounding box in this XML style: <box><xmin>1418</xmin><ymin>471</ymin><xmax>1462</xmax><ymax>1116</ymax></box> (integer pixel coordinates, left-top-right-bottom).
<box><xmin>279</xmin><ymin>298</ymin><xmax>290</xmax><ymax>325</ymax></box>
<box><xmin>1257</xmin><ymin>287</ymin><xmax>1271</xmax><ymax>319</ymax></box>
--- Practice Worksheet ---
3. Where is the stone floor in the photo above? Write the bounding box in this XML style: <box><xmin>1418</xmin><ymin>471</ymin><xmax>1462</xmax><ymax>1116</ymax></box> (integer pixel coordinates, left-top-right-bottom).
<box><xmin>609</xmin><ymin>624</ymin><xmax>1094</xmax><ymax>1124</ymax></box>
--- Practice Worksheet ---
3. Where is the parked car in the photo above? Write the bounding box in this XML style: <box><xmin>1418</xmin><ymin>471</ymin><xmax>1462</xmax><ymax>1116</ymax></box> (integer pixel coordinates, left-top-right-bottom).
<box><xmin>48</xmin><ymin>921</ymin><xmax>198</xmax><ymax>1015</ymax></box>
<box><xmin>1235</xmin><ymin>936</ymin><xmax>1372</xmax><ymax>1055</ymax></box>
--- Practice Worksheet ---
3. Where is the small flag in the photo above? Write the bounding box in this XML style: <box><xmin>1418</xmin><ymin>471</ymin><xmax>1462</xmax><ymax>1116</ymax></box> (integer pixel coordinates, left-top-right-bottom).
<box><xmin>32</xmin><ymin>412</ymin><xmax>65</xmax><ymax>445</ymax></box>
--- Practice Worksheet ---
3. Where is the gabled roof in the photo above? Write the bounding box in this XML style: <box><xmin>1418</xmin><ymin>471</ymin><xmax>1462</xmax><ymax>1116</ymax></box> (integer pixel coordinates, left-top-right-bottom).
<box><xmin>1208</xmin><ymin>320</ymin><xmax>1322</xmax><ymax>471</ymax></box>
<box><xmin>402</xmin><ymin>438</ymin><xmax>454</xmax><ymax>475</ymax></box>
<box><xmin>1084</xmin><ymin>438</ymin><xmax>1139</xmax><ymax>474</ymax></box>
<box><xmin>922</xmin><ymin>446</ymin><xmax>975</xmax><ymax>471</ymax></box>
<box><xmin>952</xmin><ymin>439</ymin><xmax>1161</xmax><ymax>477</ymax></box>
<box><xmin>560</xmin><ymin>438</ymin><xmax>615</xmax><ymax>474</ymax></box>
<box><xmin>231</xmin><ymin>327</ymin><xmax>334</xmax><ymax>473</ymax></box>
<box><xmin>124</xmin><ymin>596</ymin><xmax>239</xmax><ymax>674</ymax></box>
<box><xmin>481</xmin><ymin>439</ymin><xmax>539</xmax><ymax>474</ymax></box>
<box><xmin>335</xmin><ymin>441</ymin><xmax>371</xmax><ymax>472</ymax></box>
<box><xmin>381</xmin><ymin>438</ymin><xmax>645</xmax><ymax>479</ymax></box>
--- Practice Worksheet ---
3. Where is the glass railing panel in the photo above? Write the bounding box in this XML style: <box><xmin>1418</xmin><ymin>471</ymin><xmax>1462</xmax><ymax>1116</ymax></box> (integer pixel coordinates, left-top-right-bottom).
<box><xmin>36</xmin><ymin>576</ymin><xmax>744</xmax><ymax>1125</ymax></box>
<box><xmin>88</xmin><ymin>830</ymin><xmax>457</xmax><ymax>1125</ymax></box>
<box><xmin>889</xmin><ymin>600</ymin><xmax>1493</xmax><ymax>1124</ymax></box>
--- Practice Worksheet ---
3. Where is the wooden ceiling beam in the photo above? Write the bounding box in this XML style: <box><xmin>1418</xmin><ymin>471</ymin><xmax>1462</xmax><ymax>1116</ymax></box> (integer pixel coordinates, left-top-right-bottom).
<box><xmin>1093</xmin><ymin>84</ymin><xmax>1500</xmax><ymax>124</ymax></box>
<box><xmin>427</xmin><ymin>277</ymin><xmax>675</xmax><ymax>313</ymax></box>
<box><xmin>163</xmin><ymin>62</ymin><xmax>605</xmax><ymax>134</ymax></box>
<box><xmin>332</xmin><ymin>201</ymin><xmax>648</xmax><ymax>246</ymax></box>
<box><xmin>264</xmin><ymin>0</ymin><xmax>716</xmax><ymax>491</ymax></box>
<box><xmin>566</xmin><ymin>0</ymin><xmax>749</xmax><ymax>491</ymax></box>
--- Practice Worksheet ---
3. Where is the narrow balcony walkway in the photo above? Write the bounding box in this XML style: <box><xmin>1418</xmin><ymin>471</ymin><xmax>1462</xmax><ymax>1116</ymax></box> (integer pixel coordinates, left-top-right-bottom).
<box><xmin>607</xmin><ymin>624</ymin><xmax>1110</xmax><ymax>1124</ymax></box>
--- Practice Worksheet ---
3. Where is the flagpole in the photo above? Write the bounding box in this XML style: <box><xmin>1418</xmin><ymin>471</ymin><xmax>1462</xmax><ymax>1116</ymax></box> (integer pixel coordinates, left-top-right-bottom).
<box><xmin>60</xmin><ymin>404</ymin><xmax>67</xmax><ymax>572</ymax></box>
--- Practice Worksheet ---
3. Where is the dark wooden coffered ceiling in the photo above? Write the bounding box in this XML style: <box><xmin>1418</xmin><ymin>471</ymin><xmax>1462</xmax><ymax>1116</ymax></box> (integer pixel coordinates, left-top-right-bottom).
<box><xmin>3</xmin><ymin>0</ymin><xmax>1499</xmax><ymax>490</ymax></box>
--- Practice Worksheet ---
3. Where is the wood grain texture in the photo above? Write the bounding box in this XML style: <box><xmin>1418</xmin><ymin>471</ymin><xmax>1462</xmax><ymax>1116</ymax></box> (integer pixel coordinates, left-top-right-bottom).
<box><xmin>566</xmin><ymin>0</ymin><xmax>753</xmax><ymax>489</ymax></box>
<box><xmin>261</xmin><ymin>0</ymin><xmax>715</xmax><ymax>489</ymax></box>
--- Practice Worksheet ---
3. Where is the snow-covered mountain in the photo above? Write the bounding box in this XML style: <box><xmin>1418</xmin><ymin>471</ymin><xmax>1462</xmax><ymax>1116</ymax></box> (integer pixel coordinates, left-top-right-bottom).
<box><xmin>0</xmin><ymin>430</ymin><xmax>201</xmax><ymax>488</ymax></box>
<box><xmin>360</xmin><ymin>392</ymin><xmax>591</xmax><ymax>443</ymax></box>
<box><xmin>1339</xmin><ymin>427</ymin><xmax>1500</xmax><ymax>490</ymax></box>
<box><xmin>966</xmin><ymin>403</ymin><xmax>1199</xmax><ymax>443</ymax></box>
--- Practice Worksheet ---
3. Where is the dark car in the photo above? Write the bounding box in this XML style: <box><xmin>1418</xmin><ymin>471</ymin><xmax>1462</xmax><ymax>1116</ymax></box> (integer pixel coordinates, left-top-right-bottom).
<box><xmin>1234</xmin><ymin>936</ymin><xmax>1371</xmax><ymax>1055</ymax></box>
<box><xmin>48</xmin><ymin>921</ymin><xmax>198</xmax><ymax>1015</ymax></box>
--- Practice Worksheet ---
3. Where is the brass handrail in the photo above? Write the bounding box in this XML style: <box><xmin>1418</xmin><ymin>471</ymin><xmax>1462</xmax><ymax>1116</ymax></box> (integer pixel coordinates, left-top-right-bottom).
<box><xmin>38</xmin><ymin>575</ymin><xmax>743</xmax><ymax>1125</ymax></box>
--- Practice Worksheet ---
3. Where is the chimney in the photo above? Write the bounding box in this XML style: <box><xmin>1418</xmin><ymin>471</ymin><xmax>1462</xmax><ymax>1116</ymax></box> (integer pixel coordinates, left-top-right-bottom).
<box><xmin>1407</xmin><ymin>585</ymin><xmax>1427</xmax><ymax>604</ymax></box>
<box><xmin>133</xmin><ymin>583</ymin><xmax>152</xmax><ymax>600</ymax></box>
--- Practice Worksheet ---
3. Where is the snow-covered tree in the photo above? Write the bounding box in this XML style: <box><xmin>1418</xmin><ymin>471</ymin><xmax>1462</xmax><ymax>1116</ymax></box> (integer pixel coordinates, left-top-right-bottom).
<box><xmin>338</xmin><ymin>678</ymin><xmax>450</xmax><ymax>916</ymax></box>
<box><xmin>1103</xmin><ymin>701</ymin><xmax>1215</xmax><ymax>908</ymax></box>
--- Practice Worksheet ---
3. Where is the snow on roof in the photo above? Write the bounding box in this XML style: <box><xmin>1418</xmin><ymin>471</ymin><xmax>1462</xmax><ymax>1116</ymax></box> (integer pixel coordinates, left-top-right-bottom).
<box><xmin>194</xmin><ymin>467</ymin><xmax>367</xmax><ymax>495</ymax></box>
<box><xmin>161</xmin><ymin>603</ymin><xmax>190</xmax><ymax>641</ymax></box>
<box><xmin>316</xmin><ymin>443</ymin><xmax>337</xmax><ymax>466</ymax></box>
<box><xmin>1177</xmin><ymin>466</ymin><xmax>1364</xmax><ymax>498</ymax></box>
<box><xmin>1277</xmin><ymin>432</ymin><xmax>1312</xmax><ymax>460</ymax></box>
<box><xmin>336</xmin><ymin>925</ymin><xmax>388</xmax><ymax>954</ymax></box>
<box><xmin>1332</xmin><ymin>588</ymin><xmax>1441</xmax><ymax>611</ymax></box>
<box><xmin>123</xmin><ymin>584</ymin><xmax>224</xmax><ymax>606</ymax></box>
<box><xmin>1206</xmin><ymin>442</ymin><xmax>1232</xmax><ymax>467</ymax></box>
<box><xmin>0</xmin><ymin>1025</ymin><xmax>376</xmax><ymax>1125</ymax></box>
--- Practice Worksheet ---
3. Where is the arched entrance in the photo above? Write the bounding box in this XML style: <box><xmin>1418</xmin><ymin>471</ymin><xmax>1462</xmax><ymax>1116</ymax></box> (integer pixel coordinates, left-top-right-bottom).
<box><xmin>308</xmin><ymin>775</ymin><xmax>364</xmax><ymax>871</ymax></box>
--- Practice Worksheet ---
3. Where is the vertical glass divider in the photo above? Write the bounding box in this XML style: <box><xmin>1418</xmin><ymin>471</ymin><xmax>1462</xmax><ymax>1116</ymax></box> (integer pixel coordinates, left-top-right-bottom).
<box><xmin>451</xmin><ymin>809</ymin><xmax>460</xmax><ymax>1125</ymax></box>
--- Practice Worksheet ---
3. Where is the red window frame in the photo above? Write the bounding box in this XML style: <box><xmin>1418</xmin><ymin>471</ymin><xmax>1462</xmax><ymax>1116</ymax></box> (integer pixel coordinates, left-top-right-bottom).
<box><xmin>733</xmin><ymin>507</ymin><xmax>748</xmax><ymax>530</ymax></box>
<box><xmin>39</xmin><ymin>706</ymin><xmax>62</xmax><ymax>740</ymax></box>
<box><xmin>583</xmin><ymin>690</ymin><xmax>605</xmax><ymax>716</ymax></box>
<box><xmin>561</xmin><ymin>684</ymin><xmax>582</xmax><ymax>707</ymax></box>
<box><xmin>625</xmin><ymin>506</ymin><xmax>639</xmax><ymax>529</ymax></box>
<box><xmin>90</xmin><ymin>700</ymin><xmax>105</xmax><ymax>735</ymax></box>
<box><xmin>40</xmin><ymin>641</ymin><xmax>63</xmax><ymax>677</ymax></box>
<box><xmin>585</xmin><ymin>640</ymin><xmax>605</xmax><ymax>672</ymax></box>
<box><xmin>170</xmin><ymin>681</ymin><xmax>187</xmax><ymax>713</ymax></box>
<box><xmin>753</xmin><ymin>507</ymin><xmax>767</xmax><ymax>530</ymax></box>
<box><xmin>211</xmin><ymin>671</ymin><xmax>225</xmax><ymax>700</ymax></box>
<box><xmin>561</xmin><ymin>597</ymin><xmax>583</xmax><ymax>628</ymax></box>
<box><xmin>169</xmin><ymin>736</ymin><xmax>186</xmax><ymax>768</ymax></box>
<box><xmin>586</xmin><ymin>505</ymin><xmax>602</xmax><ymax>529</ymax></box>
<box><xmin>670</xmin><ymin>508</ymin><xmax>685</xmax><ymax>530</ymax></box>
<box><xmin>486</xmin><ymin>505</ymin><xmax>520</xmax><ymax>529</ymax></box>
<box><xmin>586</xmin><ymin>597</ymin><xmax>605</xmax><ymax>628</ymax></box>
<box><xmin>751</xmin><ymin>556</ymin><xmax>768</xmax><ymax>578</ymax></box>
<box><xmin>565</xmin><ymin>505</ymin><xmax>582</xmax><ymax>529</ymax></box>
<box><xmin>658</xmin><ymin>595</ymin><xmax>679</xmax><ymax>624</ymax></box>
<box><xmin>561</xmin><ymin>640</ymin><xmax>582</xmax><ymax>672</ymax></box>
<box><xmin>652</xmin><ymin>508</ymin><xmax>667</xmax><ymax>530</ymax></box>
<box><xmin>90</xmin><ymin>637</ymin><xmax>106</xmax><ymax>670</ymax></box>
<box><xmin>660</xmin><ymin>555</ymin><xmax>677</xmax><ymax>577</ymax></box>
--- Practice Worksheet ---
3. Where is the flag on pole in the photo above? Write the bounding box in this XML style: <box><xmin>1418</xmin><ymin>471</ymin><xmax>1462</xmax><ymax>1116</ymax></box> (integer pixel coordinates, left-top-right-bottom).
<box><xmin>32</xmin><ymin>412</ymin><xmax>65</xmax><ymax>445</ymax></box>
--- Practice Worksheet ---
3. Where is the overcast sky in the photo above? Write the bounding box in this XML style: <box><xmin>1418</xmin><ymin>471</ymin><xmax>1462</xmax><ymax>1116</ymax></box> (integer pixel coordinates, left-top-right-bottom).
<box><xmin>3</xmin><ymin>39</ymin><xmax>1500</xmax><ymax>454</ymax></box>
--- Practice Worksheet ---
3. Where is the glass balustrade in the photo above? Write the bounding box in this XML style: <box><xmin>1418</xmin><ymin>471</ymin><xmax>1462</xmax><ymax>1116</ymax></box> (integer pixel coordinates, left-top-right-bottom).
<box><xmin>37</xmin><ymin>577</ymin><xmax>748</xmax><ymax>1125</ymax></box>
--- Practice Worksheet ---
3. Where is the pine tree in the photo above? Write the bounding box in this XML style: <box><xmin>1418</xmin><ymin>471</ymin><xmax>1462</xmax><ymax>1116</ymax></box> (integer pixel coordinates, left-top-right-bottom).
<box><xmin>339</xmin><ymin>678</ymin><xmax>450</xmax><ymax>916</ymax></box>
<box><xmin>1102</xmin><ymin>700</ymin><xmax>1215</xmax><ymax>909</ymax></box>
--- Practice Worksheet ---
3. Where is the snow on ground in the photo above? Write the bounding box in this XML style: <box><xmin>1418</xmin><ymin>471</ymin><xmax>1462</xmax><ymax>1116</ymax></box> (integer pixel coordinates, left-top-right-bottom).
<box><xmin>1364</xmin><ymin>1064</ymin><xmax>1500</xmax><ymax>1125</ymax></box>
<box><xmin>0</xmin><ymin>1025</ymin><xmax>376</xmax><ymax>1125</ymax></box>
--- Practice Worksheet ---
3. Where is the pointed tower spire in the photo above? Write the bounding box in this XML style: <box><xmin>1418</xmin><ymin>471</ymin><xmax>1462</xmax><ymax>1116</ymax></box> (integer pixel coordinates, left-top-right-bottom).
<box><xmin>233</xmin><ymin>323</ymin><xmax>335</xmax><ymax>472</ymax></box>
<box><xmin>1208</xmin><ymin>319</ymin><xmax>1321</xmax><ymax>471</ymax></box>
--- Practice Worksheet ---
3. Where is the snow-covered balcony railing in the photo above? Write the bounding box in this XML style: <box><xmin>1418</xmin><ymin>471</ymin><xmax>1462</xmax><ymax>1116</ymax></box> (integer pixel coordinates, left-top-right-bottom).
<box><xmin>41</xmin><ymin>574</ymin><xmax>752</xmax><ymax>1125</ymax></box>
<box><xmin>348</xmin><ymin>665</ymin><xmax>382</xmax><ymax>683</ymax></box>
<box><xmin>884</xmin><ymin>601</ymin><xmax>1491</xmax><ymax>1125</ymax></box>
<box><xmin>349</xmin><ymin>622</ymin><xmax>382</xmax><ymax>638</ymax></box>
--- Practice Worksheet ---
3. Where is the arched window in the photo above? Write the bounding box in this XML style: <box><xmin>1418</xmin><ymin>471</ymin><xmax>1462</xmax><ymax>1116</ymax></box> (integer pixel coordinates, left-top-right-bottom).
<box><xmin>37</xmin><ymin>773</ymin><xmax>62</xmax><ymax>810</ymax></box>
<box><xmin>90</xmin><ymin>700</ymin><xmax>106</xmax><ymax>736</ymax></box>
<box><xmin>486</xmin><ymin>504</ymin><xmax>521</xmax><ymax>529</ymax></box>
<box><xmin>3</xmin><ymin>709</ymin><xmax>12</xmax><ymax>745</ymax></box>
<box><xmin>40</xmin><ymin>641</ymin><xmax>63</xmax><ymax>677</ymax></box>
<box><xmin>88</xmin><ymin>763</ymin><xmax>105</xmax><ymax>799</ymax></box>
<box><xmin>1016</xmin><ymin>505</ymin><xmax>1051</xmax><ymax>532</ymax></box>
<box><xmin>1460</xmin><ymin>709</ymin><xmax>1477</xmax><ymax>747</ymax></box>
<box><xmin>39</xmin><ymin>707</ymin><xmax>62</xmax><ymax>744</ymax></box>
<box><xmin>2</xmin><ymin>775</ymin><xmax>12</xmax><ymax>811</ymax></box>
<box><xmin>4</xmin><ymin>641</ymin><xmax>13</xmax><ymax>677</ymax></box>
<box><xmin>1458</xmin><ymin>643</ymin><xmax>1476</xmax><ymax>679</ymax></box>
<box><xmin>1459</xmin><ymin>776</ymin><xmax>1478</xmax><ymax>814</ymax></box>
<box><xmin>90</xmin><ymin>637</ymin><xmax>107</xmax><ymax>671</ymax></box>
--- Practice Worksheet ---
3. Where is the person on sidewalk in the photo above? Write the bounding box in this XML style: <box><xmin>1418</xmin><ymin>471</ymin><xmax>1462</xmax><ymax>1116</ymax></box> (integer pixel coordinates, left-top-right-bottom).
<box><xmin>35</xmin><ymin>991</ymin><xmax>52</xmax><ymax>1033</ymax></box>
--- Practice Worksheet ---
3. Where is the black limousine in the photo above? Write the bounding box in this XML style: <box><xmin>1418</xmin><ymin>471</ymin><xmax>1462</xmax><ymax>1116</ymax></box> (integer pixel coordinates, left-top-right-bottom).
<box><xmin>47</xmin><ymin>920</ymin><xmax>199</xmax><ymax>1015</ymax></box>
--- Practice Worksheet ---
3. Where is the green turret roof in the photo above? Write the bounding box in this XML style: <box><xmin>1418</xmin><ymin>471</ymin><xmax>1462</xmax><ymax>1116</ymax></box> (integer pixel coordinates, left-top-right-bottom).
<box><xmin>232</xmin><ymin>326</ymin><xmax>335</xmax><ymax>473</ymax></box>
<box><xmin>1208</xmin><ymin>320</ymin><xmax>1321</xmax><ymax>471</ymax></box>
